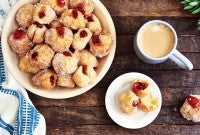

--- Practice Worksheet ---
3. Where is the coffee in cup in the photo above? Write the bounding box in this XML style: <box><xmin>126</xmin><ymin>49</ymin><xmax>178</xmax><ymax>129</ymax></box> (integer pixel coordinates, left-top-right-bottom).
<box><xmin>134</xmin><ymin>20</ymin><xmax>193</xmax><ymax>70</ymax></box>
<box><xmin>140</xmin><ymin>23</ymin><xmax>174</xmax><ymax>58</ymax></box>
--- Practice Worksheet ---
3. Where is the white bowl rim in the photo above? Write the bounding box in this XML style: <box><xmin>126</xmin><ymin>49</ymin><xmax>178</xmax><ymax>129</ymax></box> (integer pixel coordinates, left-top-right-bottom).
<box><xmin>1</xmin><ymin>0</ymin><xmax>116</xmax><ymax>99</ymax></box>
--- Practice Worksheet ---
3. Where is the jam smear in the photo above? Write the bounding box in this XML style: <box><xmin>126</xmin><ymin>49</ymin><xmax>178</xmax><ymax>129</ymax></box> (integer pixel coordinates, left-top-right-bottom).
<box><xmin>63</xmin><ymin>51</ymin><xmax>72</xmax><ymax>57</ymax></box>
<box><xmin>132</xmin><ymin>81</ymin><xmax>148</xmax><ymax>94</ymax></box>
<box><xmin>38</xmin><ymin>6</ymin><xmax>46</xmax><ymax>18</ymax></box>
<box><xmin>57</xmin><ymin>0</ymin><xmax>65</xmax><ymax>7</ymax></box>
<box><xmin>31</xmin><ymin>52</ymin><xmax>38</xmax><ymax>60</ymax></box>
<box><xmin>187</xmin><ymin>96</ymin><xmax>200</xmax><ymax>108</ymax></box>
<box><xmin>34</xmin><ymin>22</ymin><xmax>43</xmax><ymax>28</ymax></box>
<box><xmin>50</xmin><ymin>75</ymin><xmax>55</xmax><ymax>86</ymax></box>
<box><xmin>92</xmin><ymin>34</ymin><xmax>101</xmax><ymax>45</ymax></box>
<box><xmin>72</xmin><ymin>9</ymin><xmax>78</xmax><ymax>19</ymax></box>
<box><xmin>132</xmin><ymin>100</ymin><xmax>139</xmax><ymax>107</ymax></box>
<box><xmin>82</xmin><ymin>65</ymin><xmax>87</xmax><ymax>75</ymax></box>
<box><xmin>13</xmin><ymin>30</ymin><xmax>26</xmax><ymax>40</ymax></box>
<box><xmin>87</xmin><ymin>15</ymin><xmax>94</xmax><ymax>22</ymax></box>
<box><xmin>74</xmin><ymin>3</ymin><xmax>85</xmax><ymax>15</ymax></box>
<box><xmin>56</xmin><ymin>27</ymin><xmax>65</xmax><ymax>38</ymax></box>
<box><xmin>80</xmin><ymin>30</ymin><xmax>88</xmax><ymax>38</ymax></box>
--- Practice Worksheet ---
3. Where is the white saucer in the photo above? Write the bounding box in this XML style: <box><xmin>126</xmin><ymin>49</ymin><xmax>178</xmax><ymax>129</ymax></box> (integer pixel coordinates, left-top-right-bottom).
<box><xmin>105</xmin><ymin>72</ymin><xmax>162</xmax><ymax>129</ymax></box>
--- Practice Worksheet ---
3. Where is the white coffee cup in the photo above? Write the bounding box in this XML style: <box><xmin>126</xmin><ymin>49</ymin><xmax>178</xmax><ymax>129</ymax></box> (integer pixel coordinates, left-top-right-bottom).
<box><xmin>134</xmin><ymin>20</ymin><xmax>193</xmax><ymax>70</ymax></box>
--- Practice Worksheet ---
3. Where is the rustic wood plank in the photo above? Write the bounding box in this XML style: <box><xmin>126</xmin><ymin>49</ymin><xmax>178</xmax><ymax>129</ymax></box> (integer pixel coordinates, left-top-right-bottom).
<box><xmin>29</xmin><ymin>87</ymin><xmax>200</xmax><ymax>107</ymax></box>
<box><xmin>113</xmin><ymin>17</ymin><xmax>199</xmax><ymax>35</ymax></box>
<box><xmin>112</xmin><ymin>53</ymin><xmax>199</xmax><ymax>70</ymax></box>
<box><xmin>37</xmin><ymin>106</ymin><xmax>197</xmax><ymax>125</ymax></box>
<box><xmin>101</xmin><ymin>0</ymin><xmax>191</xmax><ymax>17</ymax></box>
<box><xmin>97</xmin><ymin>70</ymin><xmax>200</xmax><ymax>88</ymax></box>
<box><xmin>46</xmin><ymin>125</ymin><xmax>200</xmax><ymax>135</ymax></box>
<box><xmin>117</xmin><ymin>35</ymin><xmax>200</xmax><ymax>53</ymax></box>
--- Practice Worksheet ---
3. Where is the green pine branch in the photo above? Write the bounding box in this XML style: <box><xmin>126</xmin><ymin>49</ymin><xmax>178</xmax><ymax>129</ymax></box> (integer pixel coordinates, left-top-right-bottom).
<box><xmin>181</xmin><ymin>0</ymin><xmax>200</xmax><ymax>30</ymax></box>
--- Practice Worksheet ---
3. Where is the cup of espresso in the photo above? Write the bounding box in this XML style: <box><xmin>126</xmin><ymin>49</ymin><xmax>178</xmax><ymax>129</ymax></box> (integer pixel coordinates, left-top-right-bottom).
<box><xmin>134</xmin><ymin>20</ymin><xmax>193</xmax><ymax>70</ymax></box>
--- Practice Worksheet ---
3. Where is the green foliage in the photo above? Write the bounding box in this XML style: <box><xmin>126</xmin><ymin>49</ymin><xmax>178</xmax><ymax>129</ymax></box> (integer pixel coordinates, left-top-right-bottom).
<box><xmin>181</xmin><ymin>0</ymin><xmax>200</xmax><ymax>30</ymax></box>
<box><xmin>181</xmin><ymin>0</ymin><xmax>200</xmax><ymax>14</ymax></box>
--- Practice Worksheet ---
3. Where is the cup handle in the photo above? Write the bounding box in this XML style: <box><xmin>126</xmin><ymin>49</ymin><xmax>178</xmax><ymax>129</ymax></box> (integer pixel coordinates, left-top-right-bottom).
<box><xmin>169</xmin><ymin>49</ymin><xmax>193</xmax><ymax>70</ymax></box>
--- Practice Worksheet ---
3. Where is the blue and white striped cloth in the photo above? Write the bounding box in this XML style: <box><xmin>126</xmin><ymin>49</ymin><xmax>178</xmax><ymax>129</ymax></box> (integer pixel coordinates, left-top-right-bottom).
<box><xmin>0</xmin><ymin>0</ymin><xmax>46</xmax><ymax>134</ymax></box>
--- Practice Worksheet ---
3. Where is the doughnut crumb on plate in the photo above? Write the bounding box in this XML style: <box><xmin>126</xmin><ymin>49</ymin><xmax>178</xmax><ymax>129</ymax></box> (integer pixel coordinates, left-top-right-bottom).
<box><xmin>118</xmin><ymin>91</ymin><xmax>139</xmax><ymax>115</ymax></box>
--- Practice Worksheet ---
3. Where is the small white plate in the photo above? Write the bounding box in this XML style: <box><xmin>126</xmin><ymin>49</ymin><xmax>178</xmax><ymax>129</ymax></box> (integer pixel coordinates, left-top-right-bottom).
<box><xmin>105</xmin><ymin>72</ymin><xmax>162</xmax><ymax>129</ymax></box>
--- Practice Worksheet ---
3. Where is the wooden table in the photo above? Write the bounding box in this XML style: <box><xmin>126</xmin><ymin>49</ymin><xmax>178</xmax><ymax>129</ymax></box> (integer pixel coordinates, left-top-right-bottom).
<box><xmin>29</xmin><ymin>0</ymin><xmax>200</xmax><ymax>134</ymax></box>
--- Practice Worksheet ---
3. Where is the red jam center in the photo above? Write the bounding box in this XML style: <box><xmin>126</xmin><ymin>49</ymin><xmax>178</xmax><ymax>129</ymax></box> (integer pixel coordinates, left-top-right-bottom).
<box><xmin>132</xmin><ymin>100</ymin><xmax>139</xmax><ymax>107</ymax></box>
<box><xmin>92</xmin><ymin>34</ymin><xmax>101</xmax><ymax>45</ymax></box>
<box><xmin>80</xmin><ymin>30</ymin><xmax>88</xmax><ymax>38</ymax></box>
<box><xmin>31</xmin><ymin>52</ymin><xmax>38</xmax><ymax>60</ymax></box>
<box><xmin>87</xmin><ymin>16</ymin><xmax>94</xmax><ymax>22</ymax></box>
<box><xmin>50</xmin><ymin>75</ymin><xmax>55</xmax><ymax>86</ymax></box>
<box><xmin>132</xmin><ymin>81</ymin><xmax>148</xmax><ymax>94</ymax></box>
<box><xmin>56</xmin><ymin>27</ymin><xmax>65</xmax><ymax>38</ymax></box>
<box><xmin>13</xmin><ymin>30</ymin><xmax>26</xmax><ymax>40</ymax></box>
<box><xmin>187</xmin><ymin>96</ymin><xmax>200</xmax><ymax>108</ymax></box>
<box><xmin>38</xmin><ymin>6</ymin><xmax>46</xmax><ymax>18</ymax></box>
<box><xmin>72</xmin><ymin>9</ymin><xmax>78</xmax><ymax>19</ymax></box>
<box><xmin>34</xmin><ymin>22</ymin><xmax>43</xmax><ymax>28</ymax></box>
<box><xmin>57</xmin><ymin>0</ymin><xmax>65</xmax><ymax>7</ymax></box>
<box><xmin>82</xmin><ymin>65</ymin><xmax>87</xmax><ymax>75</ymax></box>
<box><xmin>63</xmin><ymin>51</ymin><xmax>72</xmax><ymax>57</ymax></box>
<box><xmin>74</xmin><ymin>3</ymin><xmax>85</xmax><ymax>15</ymax></box>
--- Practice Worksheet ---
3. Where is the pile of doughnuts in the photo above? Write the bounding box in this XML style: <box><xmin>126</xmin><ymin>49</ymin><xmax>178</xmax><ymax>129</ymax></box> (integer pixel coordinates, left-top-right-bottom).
<box><xmin>8</xmin><ymin>0</ymin><xmax>112</xmax><ymax>89</ymax></box>
<box><xmin>118</xmin><ymin>80</ymin><xmax>158</xmax><ymax>115</ymax></box>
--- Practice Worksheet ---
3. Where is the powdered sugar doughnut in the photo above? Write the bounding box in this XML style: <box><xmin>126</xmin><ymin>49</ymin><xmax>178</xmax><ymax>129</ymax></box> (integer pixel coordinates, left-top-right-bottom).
<box><xmin>29</xmin><ymin>44</ymin><xmax>55</xmax><ymax>69</ymax></box>
<box><xmin>16</xmin><ymin>4</ymin><xmax>34</xmax><ymax>28</ymax></box>
<box><xmin>19</xmin><ymin>56</ymin><xmax>40</xmax><ymax>74</ymax></box>
<box><xmin>27</xmin><ymin>22</ymin><xmax>47</xmax><ymax>44</ymax></box>
<box><xmin>89</xmin><ymin>30</ymin><xmax>112</xmax><ymax>58</ymax></box>
<box><xmin>33</xmin><ymin>4</ymin><xmax>56</xmax><ymax>24</ymax></box>
<box><xmin>79</xmin><ymin>50</ymin><xmax>98</xmax><ymax>67</ymax></box>
<box><xmin>32</xmin><ymin>69</ymin><xmax>57</xmax><ymax>89</ymax></box>
<box><xmin>57</xmin><ymin>74</ymin><xmax>75</xmax><ymax>88</ymax></box>
<box><xmin>72</xmin><ymin>65</ymin><xmax>97</xmax><ymax>87</ymax></box>
<box><xmin>59</xmin><ymin>9</ymin><xmax>85</xmax><ymax>30</ymax></box>
<box><xmin>72</xmin><ymin>28</ymin><xmax>92</xmax><ymax>50</ymax></box>
<box><xmin>45</xmin><ymin>26</ymin><xmax>73</xmax><ymax>52</ymax></box>
<box><xmin>40</xmin><ymin>0</ymin><xmax>68</xmax><ymax>14</ymax></box>
<box><xmin>86</xmin><ymin>14</ymin><xmax>102</xmax><ymax>33</ymax></box>
<box><xmin>8</xmin><ymin>28</ymin><xmax>32</xmax><ymax>57</ymax></box>
<box><xmin>69</xmin><ymin>0</ymin><xmax>94</xmax><ymax>15</ymax></box>
<box><xmin>180</xmin><ymin>95</ymin><xmax>200</xmax><ymax>122</ymax></box>
<box><xmin>52</xmin><ymin>51</ymin><xmax>78</xmax><ymax>74</ymax></box>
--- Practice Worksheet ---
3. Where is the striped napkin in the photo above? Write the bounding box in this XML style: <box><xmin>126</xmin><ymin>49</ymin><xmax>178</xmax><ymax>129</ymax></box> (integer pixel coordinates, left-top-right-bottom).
<box><xmin>0</xmin><ymin>0</ymin><xmax>46</xmax><ymax>134</ymax></box>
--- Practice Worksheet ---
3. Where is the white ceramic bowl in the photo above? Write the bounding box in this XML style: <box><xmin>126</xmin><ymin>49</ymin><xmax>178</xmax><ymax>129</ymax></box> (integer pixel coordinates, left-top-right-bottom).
<box><xmin>1</xmin><ymin>0</ymin><xmax>116</xmax><ymax>99</ymax></box>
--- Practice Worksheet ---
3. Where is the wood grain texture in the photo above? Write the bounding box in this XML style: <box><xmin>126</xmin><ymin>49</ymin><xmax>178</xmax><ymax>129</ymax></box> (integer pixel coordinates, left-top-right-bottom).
<box><xmin>46</xmin><ymin>125</ymin><xmax>200</xmax><ymax>135</ymax></box>
<box><xmin>95</xmin><ymin>70</ymin><xmax>200</xmax><ymax>88</ymax></box>
<box><xmin>113</xmin><ymin>17</ymin><xmax>200</xmax><ymax>35</ymax></box>
<box><xmin>36</xmin><ymin>106</ymin><xmax>196</xmax><ymax>125</ymax></box>
<box><xmin>101</xmin><ymin>0</ymin><xmax>192</xmax><ymax>17</ymax></box>
<box><xmin>30</xmin><ymin>87</ymin><xmax>200</xmax><ymax>107</ymax></box>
